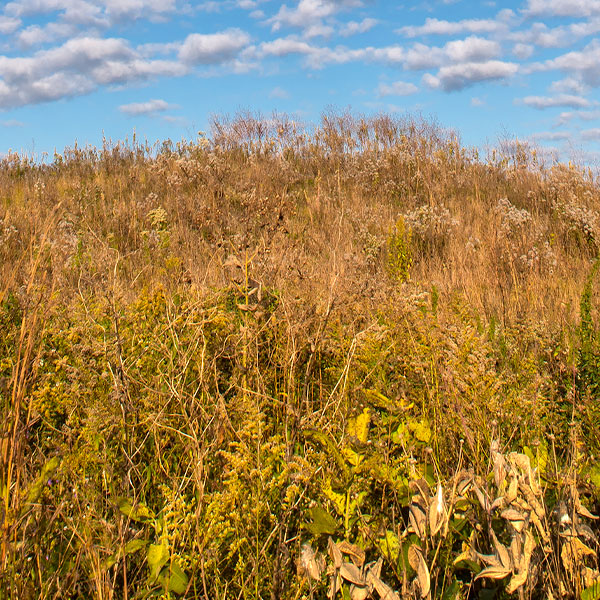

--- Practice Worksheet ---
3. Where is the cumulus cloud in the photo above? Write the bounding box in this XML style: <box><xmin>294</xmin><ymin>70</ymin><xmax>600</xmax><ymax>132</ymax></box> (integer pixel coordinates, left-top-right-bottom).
<box><xmin>423</xmin><ymin>60</ymin><xmax>518</xmax><ymax>91</ymax></box>
<box><xmin>0</xmin><ymin>36</ymin><xmax>186</xmax><ymax>109</ymax></box>
<box><xmin>512</xmin><ymin>43</ymin><xmax>534</xmax><ymax>59</ymax></box>
<box><xmin>4</xmin><ymin>0</ymin><xmax>177</xmax><ymax>26</ymax></box>
<box><xmin>549</xmin><ymin>77</ymin><xmax>588</xmax><ymax>94</ymax></box>
<box><xmin>520</xmin><ymin>94</ymin><xmax>593</xmax><ymax>108</ymax></box>
<box><xmin>444</xmin><ymin>36</ymin><xmax>501</xmax><ymax>62</ymax></box>
<box><xmin>398</xmin><ymin>16</ymin><xmax>507</xmax><ymax>37</ymax></box>
<box><xmin>524</xmin><ymin>0</ymin><xmax>600</xmax><ymax>17</ymax></box>
<box><xmin>178</xmin><ymin>29</ymin><xmax>251</xmax><ymax>64</ymax></box>
<box><xmin>581</xmin><ymin>128</ymin><xmax>600</xmax><ymax>140</ymax></box>
<box><xmin>0</xmin><ymin>16</ymin><xmax>21</xmax><ymax>34</ymax></box>
<box><xmin>267</xmin><ymin>0</ymin><xmax>362</xmax><ymax>35</ymax></box>
<box><xmin>119</xmin><ymin>98</ymin><xmax>175</xmax><ymax>116</ymax></box>
<box><xmin>339</xmin><ymin>17</ymin><xmax>376</xmax><ymax>37</ymax></box>
<box><xmin>377</xmin><ymin>80</ymin><xmax>418</xmax><ymax>96</ymax></box>
<box><xmin>529</xmin><ymin>130</ymin><xmax>572</xmax><ymax>141</ymax></box>
<box><xmin>532</xmin><ymin>40</ymin><xmax>600</xmax><ymax>87</ymax></box>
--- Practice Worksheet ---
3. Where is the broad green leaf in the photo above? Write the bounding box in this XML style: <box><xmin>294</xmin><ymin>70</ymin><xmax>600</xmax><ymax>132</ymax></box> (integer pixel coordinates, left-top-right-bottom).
<box><xmin>117</xmin><ymin>497</ymin><xmax>155</xmax><ymax>523</ymax></box>
<box><xmin>102</xmin><ymin>539</ymin><xmax>149</xmax><ymax>570</ymax></box>
<box><xmin>588</xmin><ymin>465</ymin><xmax>600</xmax><ymax>490</ymax></box>
<box><xmin>392</xmin><ymin>423</ymin><xmax>408</xmax><ymax>445</ymax></box>
<box><xmin>159</xmin><ymin>561</ymin><xmax>189</xmax><ymax>595</ymax></box>
<box><xmin>377</xmin><ymin>530</ymin><xmax>400</xmax><ymax>563</ymax></box>
<box><xmin>442</xmin><ymin>580</ymin><xmax>463</xmax><ymax>600</ymax></box>
<box><xmin>125</xmin><ymin>539</ymin><xmax>149</xmax><ymax>555</ymax></box>
<box><xmin>304</xmin><ymin>505</ymin><xmax>339</xmax><ymax>536</ymax></box>
<box><xmin>582</xmin><ymin>582</ymin><xmax>600</xmax><ymax>600</ymax></box>
<box><xmin>21</xmin><ymin>456</ymin><xmax>60</xmax><ymax>515</ymax></box>
<box><xmin>147</xmin><ymin>543</ymin><xmax>169</xmax><ymax>582</ymax></box>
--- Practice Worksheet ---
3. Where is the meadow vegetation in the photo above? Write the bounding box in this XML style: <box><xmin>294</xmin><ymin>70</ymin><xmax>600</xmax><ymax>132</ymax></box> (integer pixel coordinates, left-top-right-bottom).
<box><xmin>1</xmin><ymin>111</ymin><xmax>599</xmax><ymax>599</ymax></box>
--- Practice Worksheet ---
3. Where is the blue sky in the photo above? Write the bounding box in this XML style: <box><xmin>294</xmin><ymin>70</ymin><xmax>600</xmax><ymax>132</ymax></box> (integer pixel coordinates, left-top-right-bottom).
<box><xmin>1</xmin><ymin>0</ymin><xmax>600</xmax><ymax>163</ymax></box>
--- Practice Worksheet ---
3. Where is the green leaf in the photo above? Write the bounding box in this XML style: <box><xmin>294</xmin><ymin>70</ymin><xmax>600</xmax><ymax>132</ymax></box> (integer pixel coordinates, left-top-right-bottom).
<box><xmin>117</xmin><ymin>497</ymin><xmax>155</xmax><ymax>522</ymax></box>
<box><xmin>304</xmin><ymin>505</ymin><xmax>339</xmax><ymax>536</ymax></box>
<box><xmin>159</xmin><ymin>561</ymin><xmax>189</xmax><ymax>595</ymax></box>
<box><xmin>442</xmin><ymin>580</ymin><xmax>463</xmax><ymax>600</ymax></box>
<box><xmin>125</xmin><ymin>539</ymin><xmax>148</xmax><ymax>555</ymax></box>
<box><xmin>303</xmin><ymin>429</ymin><xmax>351</xmax><ymax>482</ymax></box>
<box><xmin>147</xmin><ymin>543</ymin><xmax>169</xmax><ymax>582</ymax></box>
<box><xmin>588</xmin><ymin>465</ymin><xmax>600</xmax><ymax>490</ymax></box>
<box><xmin>377</xmin><ymin>530</ymin><xmax>400</xmax><ymax>563</ymax></box>
<box><xmin>21</xmin><ymin>456</ymin><xmax>60</xmax><ymax>515</ymax></box>
<box><xmin>582</xmin><ymin>582</ymin><xmax>600</xmax><ymax>600</ymax></box>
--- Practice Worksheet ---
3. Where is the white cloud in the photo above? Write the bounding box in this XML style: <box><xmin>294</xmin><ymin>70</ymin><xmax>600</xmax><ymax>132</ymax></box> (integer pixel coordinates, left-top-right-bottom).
<box><xmin>0</xmin><ymin>16</ymin><xmax>21</xmax><ymax>34</ymax></box>
<box><xmin>267</xmin><ymin>0</ymin><xmax>362</xmax><ymax>35</ymax></box>
<box><xmin>471</xmin><ymin>96</ymin><xmax>484</xmax><ymax>106</ymax></box>
<box><xmin>1</xmin><ymin>119</ymin><xmax>25</xmax><ymax>126</ymax></box>
<box><xmin>524</xmin><ymin>0</ymin><xmax>600</xmax><ymax>17</ymax></box>
<box><xmin>423</xmin><ymin>60</ymin><xmax>518</xmax><ymax>91</ymax></box>
<box><xmin>339</xmin><ymin>17</ymin><xmax>376</xmax><ymax>37</ymax></box>
<box><xmin>512</xmin><ymin>43</ymin><xmax>534</xmax><ymax>59</ymax></box>
<box><xmin>398</xmin><ymin>16</ymin><xmax>506</xmax><ymax>37</ymax></box>
<box><xmin>444</xmin><ymin>36</ymin><xmax>501</xmax><ymax>62</ymax></box>
<box><xmin>520</xmin><ymin>94</ymin><xmax>593</xmax><ymax>108</ymax></box>
<box><xmin>0</xmin><ymin>36</ymin><xmax>186</xmax><ymax>109</ymax></box>
<box><xmin>178</xmin><ymin>29</ymin><xmax>251</xmax><ymax>64</ymax></box>
<box><xmin>377</xmin><ymin>80</ymin><xmax>418</xmax><ymax>96</ymax></box>
<box><xmin>16</xmin><ymin>21</ymin><xmax>76</xmax><ymax>46</ymax></box>
<box><xmin>581</xmin><ymin>128</ymin><xmax>600</xmax><ymax>140</ymax></box>
<box><xmin>269</xmin><ymin>86</ymin><xmax>290</xmax><ymax>98</ymax></box>
<box><xmin>549</xmin><ymin>77</ymin><xmax>588</xmax><ymax>94</ymax></box>
<box><xmin>119</xmin><ymin>98</ymin><xmax>175</xmax><ymax>115</ymax></box>
<box><xmin>534</xmin><ymin>40</ymin><xmax>600</xmax><ymax>87</ymax></box>
<box><xmin>4</xmin><ymin>0</ymin><xmax>177</xmax><ymax>25</ymax></box>
<box><xmin>529</xmin><ymin>130</ymin><xmax>572</xmax><ymax>141</ymax></box>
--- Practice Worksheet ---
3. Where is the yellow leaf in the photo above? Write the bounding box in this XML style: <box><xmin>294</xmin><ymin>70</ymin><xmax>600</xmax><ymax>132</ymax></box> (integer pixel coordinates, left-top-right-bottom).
<box><xmin>347</xmin><ymin>408</ymin><xmax>371</xmax><ymax>443</ymax></box>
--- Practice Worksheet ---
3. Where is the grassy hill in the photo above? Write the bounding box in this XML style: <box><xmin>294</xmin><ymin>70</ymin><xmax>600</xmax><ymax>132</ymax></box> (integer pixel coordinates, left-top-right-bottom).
<box><xmin>1</xmin><ymin>112</ymin><xmax>599</xmax><ymax>599</ymax></box>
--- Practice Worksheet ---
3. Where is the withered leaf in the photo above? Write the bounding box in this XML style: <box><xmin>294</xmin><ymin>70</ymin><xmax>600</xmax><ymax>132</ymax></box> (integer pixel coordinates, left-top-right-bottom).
<box><xmin>408</xmin><ymin>545</ymin><xmax>430</xmax><ymax>598</ymax></box>
<box><xmin>490</xmin><ymin>529</ymin><xmax>511</xmax><ymax>570</ymax></box>
<box><xmin>409</xmin><ymin>479</ymin><xmax>431</xmax><ymax>503</ymax></box>
<box><xmin>350</xmin><ymin>584</ymin><xmax>369</xmax><ymax>600</ymax></box>
<box><xmin>504</xmin><ymin>476</ymin><xmax>518</xmax><ymax>505</ymax></box>
<box><xmin>368</xmin><ymin>573</ymin><xmax>401</xmax><ymax>600</ymax></box>
<box><xmin>340</xmin><ymin>562</ymin><xmax>365</xmax><ymax>586</ymax></box>
<box><xmin>474</xmin><ymin>566</ymin><xmax>511</xmax><ymax>581</ymax></box>
<box><xmin>409</xmin><ymin>500</ymin><xmax>428</xmax><ymax>540</ymax></box>
<box><xmin>299</xmin><ymin>543</ymin><xmax>325</xmax><ymax>581</ymax></box>
<box><xmin>507</xmin><ymin>530</ymin><xmax>535</xmax><ymax>593</ymax></box>
<box><xmin>338</xmin><ymin>540</ymin><xmax>366</xmax><ymax>567</ymax></box>
<box><xmin>328</xmin><ymin>537</ymin><xmax>342</xmax><ymax>569</ymax></box>
<box><xmin>429</xmin><ymin>483</ymin><xmax>446</xmax><ymax>538</ymax></box>
<box><xmin>501</xmin><ymin>508</ymin><xmax>528</xmax><ymax>533</ymax></box>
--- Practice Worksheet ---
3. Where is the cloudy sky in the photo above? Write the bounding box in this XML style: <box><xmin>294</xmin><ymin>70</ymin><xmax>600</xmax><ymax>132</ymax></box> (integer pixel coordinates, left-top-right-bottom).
<box><xmin>1</xmin><ymin>0</ymin><xmax>600</xmax><ymax>161</ymax></box>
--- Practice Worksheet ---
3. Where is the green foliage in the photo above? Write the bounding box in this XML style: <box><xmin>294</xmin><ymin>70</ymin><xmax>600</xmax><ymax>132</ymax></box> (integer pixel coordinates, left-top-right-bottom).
<box><xmin>386</xmin><ymin>217</ymin><xmax>413</xmax><ymax>282</ymax></box>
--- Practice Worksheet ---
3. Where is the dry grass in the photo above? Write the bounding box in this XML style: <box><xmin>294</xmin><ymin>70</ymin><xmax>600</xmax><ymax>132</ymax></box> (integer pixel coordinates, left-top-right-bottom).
<box><xmin>0</xmin><ymin>111</ymin><xmax>599</xmax><ymax>599</ymax></box>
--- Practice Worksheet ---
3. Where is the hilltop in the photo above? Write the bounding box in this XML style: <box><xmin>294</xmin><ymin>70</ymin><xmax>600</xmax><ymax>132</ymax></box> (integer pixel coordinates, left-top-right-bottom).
<box><xmin>1</xmin><ymin>112</ymin><xmax>599</xmax><ymax>599</ymax></box>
